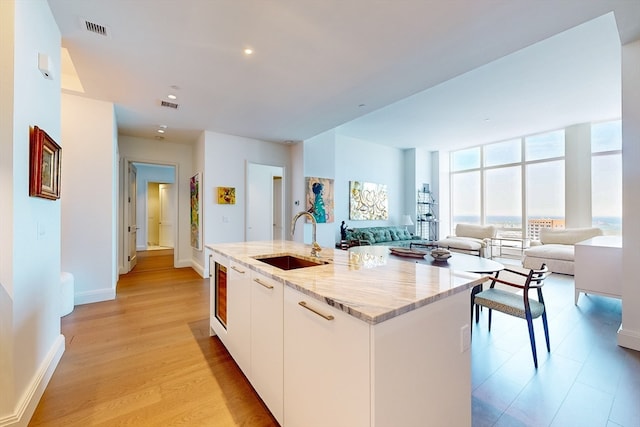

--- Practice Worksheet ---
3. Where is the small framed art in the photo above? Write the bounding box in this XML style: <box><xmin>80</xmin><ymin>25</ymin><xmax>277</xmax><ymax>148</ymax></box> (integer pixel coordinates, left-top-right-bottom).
<box><xmin>217</xmin><ymin>187</ymin><xmax>236</xmax><ymax>204</ymax></box>
<box><xmin>29</xmin><ymin>126</ymin><xmax>61</xmax><ymax>200</ymax></box>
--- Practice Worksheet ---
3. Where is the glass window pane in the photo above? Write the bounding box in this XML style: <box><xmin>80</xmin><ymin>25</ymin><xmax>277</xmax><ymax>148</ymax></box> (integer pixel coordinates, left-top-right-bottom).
<box><xmin>526</xmin><ymin>160</ymin><xmax>565</xmax><ymax>239</ymax></box>
<box><xmin>451</xmin><ymin>171</ymin><xmax>480</xmax><ymax>228</ymax></box>
<box><xmin>452</xmin><ymin>147</ymin><xmax>480</xmax><ymax>171</ymax></box>
<box><xmin>484</xmin><ymin>139</ymin><xmax>521</xmax><ymax>167</ymax></box>
<box><xmin>592</xmin><ymin>153</ymin><xmax>622</xmax><ymax>235</ymax></box>
<box><xmin>592</xmin><ymin>120</ymin><xmax>622</xmax><ymax>153</ymax></box>
<box><xmin>525</xmin><ymin>130</ymin><xmax>565</xmax><ymax>161</ymax></box>
<box><xmin>485</xmin><ymin>166</ymin><xmax>522</xmax><ymax>233</ymax></box>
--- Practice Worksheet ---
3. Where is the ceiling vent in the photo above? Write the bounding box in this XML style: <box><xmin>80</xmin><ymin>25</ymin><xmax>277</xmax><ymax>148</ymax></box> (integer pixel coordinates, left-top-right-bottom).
<box><xmin>160</xmin><ymin>100</ymin><xmax>179</xmax><ymax>109</ymax></box>
<box><xmin>81</xmin><ymin>19</ymin><xmax>110</xmax><ymax>37</ymax></box>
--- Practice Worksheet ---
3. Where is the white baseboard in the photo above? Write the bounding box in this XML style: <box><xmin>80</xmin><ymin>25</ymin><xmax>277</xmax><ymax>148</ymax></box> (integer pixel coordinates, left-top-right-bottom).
<box><xmin>175</xmin><ymin>258</ymin><xmax>191</xmax><ymax>269</ymax></box>
<box><xmin>190</xmin><ymin>259</ymin><xmax>206</xmax><ymax>278</ymax></box>
<box><xmin>617</xmin><ymin>324</ymin><xmax>640</xmax><ymax>351</ymax></box>
<box><xmin>74</xmin><ymin>288</ymin><xmax>116</xmax><ymax>306</ymax></box>
<box><xmin>0</xmin><ymin>335</ymin><xmax>65</xmax><ymax>427</ymax></box>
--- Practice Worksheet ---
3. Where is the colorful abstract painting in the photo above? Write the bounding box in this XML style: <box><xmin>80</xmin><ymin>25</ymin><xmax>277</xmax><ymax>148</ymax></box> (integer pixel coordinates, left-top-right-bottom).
<box><xmin>217</xmin><ymin>187</ymin><xmax>236</xmax><ymax>204</ymax></box>
<box><xmin>349</xmin><ymin>181</ymin><xmax>388</xmax><ymax>220</ymax></box>
<box><xmin>305</xmin><ymin>177</ymin><xmax>334</xmax><ymax>223</ymax></box>
<box><xmin>190</xmin><ymin>172</ymin><xmax>202</xmax><ymax>250</ymax></box>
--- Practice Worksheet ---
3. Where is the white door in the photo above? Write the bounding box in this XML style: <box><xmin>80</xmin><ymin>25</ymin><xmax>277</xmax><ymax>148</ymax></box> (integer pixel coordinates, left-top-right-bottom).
<box><xmin>128</xmin><ymin>163</ymin><xmax>138</xmax><ymax>271</ymax></box>
<box><xmin>273</xmin><ymin>177</ymin><xmax>283</xmax><ymax>240</ymax></box>
<box><xmin>159</xmin><ymin>183</ymin><xmax>175</xmax><ymax>247</ymax></box>
<box><xmin>247</xmin><ymin>163</ymin><xmax>284</xmax><ymax>241</ymax></box>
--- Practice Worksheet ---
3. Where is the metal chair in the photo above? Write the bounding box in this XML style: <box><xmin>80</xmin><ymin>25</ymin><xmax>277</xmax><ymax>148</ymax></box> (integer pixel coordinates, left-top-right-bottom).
<box><xmin>473</xmin><ymin>264</ymin><xmax>550</xmax><ymax>368</ymax></box>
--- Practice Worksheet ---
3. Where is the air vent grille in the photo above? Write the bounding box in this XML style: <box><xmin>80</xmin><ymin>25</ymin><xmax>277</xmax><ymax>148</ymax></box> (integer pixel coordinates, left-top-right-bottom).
<box><xmin>82</xmin><ymin>19</ymin><xmax>109</xmax><ymax>37</ymax></box>
<box><xmin>160</xmin><ymin>100</ymin><xmax>179</xmax><ymax>109</ymax></box>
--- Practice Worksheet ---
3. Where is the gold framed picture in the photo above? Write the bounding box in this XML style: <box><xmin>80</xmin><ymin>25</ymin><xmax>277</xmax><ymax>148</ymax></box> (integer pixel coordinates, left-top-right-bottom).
<box><xmin>217</xmin><ymin>187</ymin><xmax>236</xmax><ymax>204</ymax></box>
<box><xmin>29</xmin><ymin>126</ymin><xmax>61</xmax><ymax>200</ymax></box>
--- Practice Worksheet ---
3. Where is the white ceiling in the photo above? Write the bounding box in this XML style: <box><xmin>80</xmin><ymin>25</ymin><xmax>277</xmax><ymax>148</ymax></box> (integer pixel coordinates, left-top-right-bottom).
<box><xmin>47</xmin><ymin>0</ymin><xmax>640</xmax><ymax>150</ymax></box>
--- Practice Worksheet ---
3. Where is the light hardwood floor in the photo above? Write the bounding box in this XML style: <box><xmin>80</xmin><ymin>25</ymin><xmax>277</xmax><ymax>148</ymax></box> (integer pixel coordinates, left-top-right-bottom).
<box><xmin>30</xmin><ymin>250</ymin><xmax>278</xmax><ymax>426</ymax></box>
<box><xmin>30</xmin><ymin>253</ymin><xmax>640</xmax><ymax>426</ymax></box>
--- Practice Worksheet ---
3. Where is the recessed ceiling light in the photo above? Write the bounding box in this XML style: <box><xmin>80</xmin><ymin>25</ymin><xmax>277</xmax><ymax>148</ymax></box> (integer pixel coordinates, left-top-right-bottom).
<box><xmin>159</xmin><ymin>124</ymin><xmax>168</xmax><ymax>129</ymax></box>
<box><xmin>244</xmin><ymin>48</ymin><xmax>254</xmax><ymax>55</ymax></box>
<box><xmin>157</xmin><ymin>129</ymin><xmax>165</xmax><ymax>134</ymax></box>
<box><xmin>167</xmin><ymin>94</ymin><xmax>177</xmax><ymax>100</ymax></box>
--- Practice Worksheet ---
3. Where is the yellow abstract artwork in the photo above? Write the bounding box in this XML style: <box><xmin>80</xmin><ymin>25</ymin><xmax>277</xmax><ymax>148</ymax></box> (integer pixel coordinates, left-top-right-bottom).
<box><xmin>218</xmin><ymin>187</ymin><xmax>236</xmax><ymax>204</ymax></box>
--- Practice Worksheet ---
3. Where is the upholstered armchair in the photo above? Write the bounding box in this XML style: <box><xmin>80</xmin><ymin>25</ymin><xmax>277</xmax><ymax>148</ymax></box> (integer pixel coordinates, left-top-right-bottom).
<box><xmin>437</xmin><ymin>224</ymin><xmax>497</xmax><ymax>257</ymax></box>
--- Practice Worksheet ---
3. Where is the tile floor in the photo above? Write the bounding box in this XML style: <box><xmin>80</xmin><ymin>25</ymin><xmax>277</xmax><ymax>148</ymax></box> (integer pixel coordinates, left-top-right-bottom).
<box><xmin>471</xmin><ymin>260</ymin><xmax>640</xmax><ymax>426</ymax></box>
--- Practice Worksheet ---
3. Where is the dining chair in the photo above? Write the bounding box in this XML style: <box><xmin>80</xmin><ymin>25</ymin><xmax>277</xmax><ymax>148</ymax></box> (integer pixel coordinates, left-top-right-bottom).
<box><xmin>473</xmin><ymin>264</ymin><xmax>550</xmax><ymax>368</ymax></box>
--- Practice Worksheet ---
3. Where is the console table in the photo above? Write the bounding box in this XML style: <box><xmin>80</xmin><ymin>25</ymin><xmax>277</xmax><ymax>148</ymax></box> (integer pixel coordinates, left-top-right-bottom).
<box><xmin>574</xmin><ymin>235</ymin><xmax>622</xmax><ymax>304</ymax></box>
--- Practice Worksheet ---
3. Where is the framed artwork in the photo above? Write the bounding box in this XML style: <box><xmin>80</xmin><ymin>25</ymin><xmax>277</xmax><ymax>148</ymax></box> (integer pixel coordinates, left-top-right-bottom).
<box><xmin>349</xmin><ymin>181</ymin><xmax>388</xmax><ymax>220</ymax></box>
<box><xmin>190</xmin><ymin>172</ymin><xmax>202</xmax><ymax>250</ymax></box>
<box><xmin>217</xmin><ymin>187</ymin><xmax>236</xmax><ymax>204</ymax></box>
<box><xmin>29</xmin><ymin>126</ymin><xmax>61</xmax><ymax>200</ymax></box>
<box><xmin>305</xmin><ymin>177</ymin><xmax>334</xmax><ymax>223</ymax></box>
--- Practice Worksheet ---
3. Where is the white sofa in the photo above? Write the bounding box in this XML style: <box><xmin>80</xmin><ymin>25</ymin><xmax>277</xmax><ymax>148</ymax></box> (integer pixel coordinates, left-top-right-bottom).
<box><xmin>522</xmin><ymin>227</ymin><xmax>603</xmax><ymax>275</ymax></box>
<box><xmin>437</xmin><ymin>224</ymin><xmax>497</xmax><ymax>258</ymax></box>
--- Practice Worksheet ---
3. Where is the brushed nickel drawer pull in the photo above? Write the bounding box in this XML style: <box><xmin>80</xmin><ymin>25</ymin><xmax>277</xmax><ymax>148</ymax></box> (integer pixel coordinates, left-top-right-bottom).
<box><xmin>254</xmin><ymin>278</ymin><xmax>274</xmax><ymax>289</ymax></box>
<box><xmin>298</xmin><ymin>301</ymin><xmax>334</xmax><ymax>321</ymax></box>
<box><xmin>231</xmin><ymin>266</ymin><xmax>245</xmax><ymax>274</ymax></box>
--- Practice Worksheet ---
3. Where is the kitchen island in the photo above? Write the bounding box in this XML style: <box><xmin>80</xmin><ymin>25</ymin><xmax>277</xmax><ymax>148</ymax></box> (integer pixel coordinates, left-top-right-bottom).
<box><xmin>206</xmin><ymin>240</ymin><xmax>489</xmax><ymax>427</ymax></box>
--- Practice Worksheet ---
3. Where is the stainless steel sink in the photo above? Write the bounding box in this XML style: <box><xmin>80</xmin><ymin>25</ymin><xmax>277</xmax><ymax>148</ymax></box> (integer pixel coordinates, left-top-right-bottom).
<box><xmin>253</xmin><ymin>254</ymin><xmax>329</xmax><ymax>270</ymax></box>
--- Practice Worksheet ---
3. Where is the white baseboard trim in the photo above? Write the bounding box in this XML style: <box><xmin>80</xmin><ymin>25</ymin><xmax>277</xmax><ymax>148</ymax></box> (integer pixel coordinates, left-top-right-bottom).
<box><xmin>617</xmin><ymin>324</ymin><xmax>640</xmax><ymax>351</ymax></box>
<box><xmin>191</xmin><ymin>260</ymin><xmax>205</xmax><ymax>278</ymax></box>
<box><xmin>74</xmin><ymin>288</ymin><xmax>116</xmax><ymax>306</ymax></box>
<box><xmin>0</xmin><ymin>334</ymin><xmax>65</xmax><ymax>427</ymax></box>
<box><xmin>175</xmin><ymin>258</ymin><xmax>192</xmax><ymax>269</ymax></box>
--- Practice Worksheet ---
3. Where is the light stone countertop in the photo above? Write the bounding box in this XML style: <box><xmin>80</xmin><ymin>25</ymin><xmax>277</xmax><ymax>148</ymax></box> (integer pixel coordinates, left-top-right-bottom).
<box><xmin>206</xmin><ymin>240</ymin><xmax>490</xmax><ymax>325</ymax></box>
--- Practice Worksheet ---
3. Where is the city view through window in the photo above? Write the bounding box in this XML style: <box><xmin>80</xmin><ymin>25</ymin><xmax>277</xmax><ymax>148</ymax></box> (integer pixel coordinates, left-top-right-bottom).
<box><xmin>450</xmin><ymin>121</ymin><xmax>622</xmax><ymax>239</ymax></box>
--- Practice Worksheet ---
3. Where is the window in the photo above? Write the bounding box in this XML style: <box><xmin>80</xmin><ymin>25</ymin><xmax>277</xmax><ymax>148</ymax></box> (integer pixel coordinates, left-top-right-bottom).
<box><xmin>451</xmin><ymin>171</ymin><xmax>481</xmax><ymax>227</ymax></box>
<box><xmin>452</xmin><ymin>147</ymin><xmax>480</xmax><ymax>171</ymax></box>
<box><xmin>485</xmin><ymin>166</ymin><xmax>522</xmax><ymax>232</ymax></box>
<box><xmin>526</xmin><ymin>160</ymin><xmax>565</xmax><ymax>238</ymax></box>
<box><xmin>525</xmin><ymin>130</ymin><xmax>564</xmax><ymax>161</ymax></box>
<box><xmin>450</xmin><ymin>129</ymin><xmax>567</xmax><ymax>240</ymax></box>
<box><xmin>592</xmin><ymin>120</ymin><xmax>622</xmax><ymax>235</ymax></box>
<box><xmin>592</xmin><ymin>120</ymin><xmax>622</xmax><ymax>153</ymax></box>
<box><xmin>484</xmin><ymin>139</ymin><xmax>521</xmax><ymax>167</ymax></box>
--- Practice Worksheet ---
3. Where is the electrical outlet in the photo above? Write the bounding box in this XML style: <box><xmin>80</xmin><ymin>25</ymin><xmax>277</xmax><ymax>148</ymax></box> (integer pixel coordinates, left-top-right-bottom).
<box><xmin>460</xmin><ymin>324</ymin><xmax>471</xmax><ymax>352</ymax></box>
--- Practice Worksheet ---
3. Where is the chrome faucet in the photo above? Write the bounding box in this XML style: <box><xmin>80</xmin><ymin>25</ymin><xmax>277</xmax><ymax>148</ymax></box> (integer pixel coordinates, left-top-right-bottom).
<box><xmin>291</xmin><ymin>211</ymin><xmax>322</xmax><ymax>257</ymax></box>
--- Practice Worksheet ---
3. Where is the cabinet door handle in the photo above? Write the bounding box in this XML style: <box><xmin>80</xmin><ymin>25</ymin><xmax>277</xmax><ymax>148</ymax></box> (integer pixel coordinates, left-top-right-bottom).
<box><xmin>254</xmin><ymin>278</ymin><xmax>274</xmax><ymax>289</ymax></box>
<box><xmin>298</xmin><ymin>301</ymin><xmax>335</xmax><ymax>321</ymax></box>
<box><xmin>231</xmin><ymin>265</ymin><xmax>245</xmax><ymax>274</ymax></box>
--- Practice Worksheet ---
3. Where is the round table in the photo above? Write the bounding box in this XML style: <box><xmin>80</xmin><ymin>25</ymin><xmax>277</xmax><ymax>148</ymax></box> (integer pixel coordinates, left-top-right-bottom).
<box><xmin>415</xmin><ymin>251</ymin><xmax>504</xmax><ymax>274</ymax></box>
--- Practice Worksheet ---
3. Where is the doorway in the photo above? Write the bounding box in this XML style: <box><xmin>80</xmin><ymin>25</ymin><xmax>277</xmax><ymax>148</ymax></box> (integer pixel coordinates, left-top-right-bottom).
<box><xmin>146</xmin><ymin>182</ymin><xmax>175</xmax><ymax>249</ymax></box>
<box><xmin>124</xmin><ymin>161</ymin><xmax>177</xmax><ymax>274</ymax></box>
<box><xmin>246</xmin><ymin>163</ymin><xmax>285</xmax><ymax>241</ymax></box>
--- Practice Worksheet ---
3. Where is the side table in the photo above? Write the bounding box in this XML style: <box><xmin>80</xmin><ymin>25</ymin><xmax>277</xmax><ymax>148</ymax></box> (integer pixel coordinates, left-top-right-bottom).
<box><xmin>490</xmin><ymin>236</ymin><xmax>530</xmax><ymax>259</ymax></box>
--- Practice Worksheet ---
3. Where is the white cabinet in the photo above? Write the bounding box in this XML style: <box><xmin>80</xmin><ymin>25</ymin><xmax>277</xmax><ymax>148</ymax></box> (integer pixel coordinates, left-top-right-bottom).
<box><xmin>226</xmin><ymin>260</ymin><xmax>251</xmax><ymax>376</ymax></box>
<box><xmin>250</xmin><ymin>272</ymin><xmax>283</xmax><ymax>424</ymax></box>
<box><xmin>575</xmin><ymin>236</ymin><xmax>622</xmax><ymax>304</ymax></box>
<box><xmin>283</xmin><ymin>286</ymin><xmax>370</xmax><ymax>427</ymax></box>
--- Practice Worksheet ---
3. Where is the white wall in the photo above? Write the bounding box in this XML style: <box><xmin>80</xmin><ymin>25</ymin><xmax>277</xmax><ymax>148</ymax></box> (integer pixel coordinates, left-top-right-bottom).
<box><xmin>118</xmin><ymin>136</ymin><xmax>193</xmax><ymax>272</ymax></box>
<box><xmin>619</xmin><ymin>39</ymin><xmax>640</xmax><ymax>351</ymax></box>
<box><xmin>334</xmin><ymin>135</ymin><xmax>405</xmax><ymax>242</ymax></box>
<box><xmin>201</xmin><ymin>131</ymin><xmax>291</xmax><ymax>277</ymax></box>
<box><xmin>193</xmin><ymin>132</ymin><xmax>205</xmax><ymax>275</ymax></box>
<box><xmin>61</xmin><ymin>94</ymin><xmax>118</xmax><ymax>306</ymax></box>
<box><xmin>0</xmin><ymin>0</ymin><xmax>65</xmax><ymax>423</ymax></box>
<box><xmin>302</xmin><ymin>130</ymin><xmax>336</xmax><ymax>246</ymax></box>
